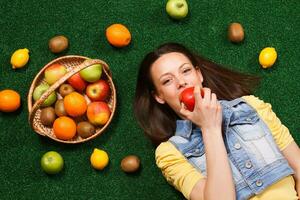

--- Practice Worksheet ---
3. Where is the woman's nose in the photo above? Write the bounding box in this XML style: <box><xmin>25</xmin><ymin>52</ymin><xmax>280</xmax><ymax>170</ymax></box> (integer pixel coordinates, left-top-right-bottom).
<box><xmin>176</xmin><ymin>76</ymin><xmax>187</xmax><ymax>88</ymax></box>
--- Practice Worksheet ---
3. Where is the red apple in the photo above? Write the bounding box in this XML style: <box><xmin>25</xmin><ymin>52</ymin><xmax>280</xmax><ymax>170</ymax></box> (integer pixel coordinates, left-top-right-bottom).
<box><xmin>87</xmin><ymin>102</ymin><xmax>111</xmax><ymax>126</ymax></box>
<box><xmin>179</xmin><ymin>87</ymin><xmax>204</xmax><ymax>111</ymax></box>
<box><xmin>67</xmin><ymin>72</ymin><xmax>87</xmax><ymax>92</ymax></box>
<box><xmin>45</xmin><ymin>63</ymin><xmax>67</xmax><ymax>85</ymax></box>
<box><xmin>86</xmin><ymin>80</ymin><xmax>110</xmax><ymax>101</ymax></box>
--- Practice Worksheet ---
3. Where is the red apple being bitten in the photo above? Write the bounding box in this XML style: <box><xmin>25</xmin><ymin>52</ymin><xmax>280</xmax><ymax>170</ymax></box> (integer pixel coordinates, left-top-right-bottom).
<box><xmin>86</xmin><ymin>80</ymin><xmax>110</xmax><ymax>101</ymax></box>
<box><xmin>179</xmin><ymin>87</ymin><xmax>204</xmax><ymax>112</ymax></box>
<box><xmin>87</xmin><ymin>102</ymin><xmax>111</xmax><ymax>126</ymax></box>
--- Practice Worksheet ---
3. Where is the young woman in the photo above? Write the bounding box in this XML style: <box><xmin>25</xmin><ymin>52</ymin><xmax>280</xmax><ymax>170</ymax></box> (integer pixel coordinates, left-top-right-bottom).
<box><xmin>134</xmin><ymin>43</ymin><xmax>300</xmax><ymax>200</ymax></box>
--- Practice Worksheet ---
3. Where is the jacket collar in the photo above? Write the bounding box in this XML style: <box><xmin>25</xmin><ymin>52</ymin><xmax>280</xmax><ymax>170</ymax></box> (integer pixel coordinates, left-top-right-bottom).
<box><xmin>175</xmin><ymin>120</ymin><xmax>193</xmax><ymax>139</ymax></box>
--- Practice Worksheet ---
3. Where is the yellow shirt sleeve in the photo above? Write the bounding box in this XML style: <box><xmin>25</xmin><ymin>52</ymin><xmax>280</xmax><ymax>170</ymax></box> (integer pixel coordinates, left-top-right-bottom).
<box><xmin>155</xmin><ymin>141</ymin><xmax>204</xmax><ymax>199</ymax></box>
<box><xmin>242</xmin><ymin>95</ymin><xmax>294</xmax><ymax>151</ymax></box>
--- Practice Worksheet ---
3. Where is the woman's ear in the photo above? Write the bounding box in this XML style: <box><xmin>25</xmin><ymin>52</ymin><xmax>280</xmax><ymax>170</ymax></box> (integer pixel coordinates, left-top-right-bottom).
<box><xmin>152</xmin><ymin>91</ymin><xmax>165</xmax><ymax>104</ymax></box>
<box><xmin>195</xmin><ymin>66</ymin><xmax>203</xmax><ymax>83</ymax></box>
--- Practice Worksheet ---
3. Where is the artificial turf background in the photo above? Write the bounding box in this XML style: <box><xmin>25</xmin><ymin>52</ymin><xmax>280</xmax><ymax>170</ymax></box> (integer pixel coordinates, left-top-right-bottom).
<box><xmin>0</xmin><ymin>0</ymin><xmax>299</xmax><ymax>199</ymax></box>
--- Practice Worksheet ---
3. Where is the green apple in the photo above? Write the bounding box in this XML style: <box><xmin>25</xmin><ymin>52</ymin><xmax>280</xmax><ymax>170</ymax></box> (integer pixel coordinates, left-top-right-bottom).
<box><xmin>166</xmin><ymin>0</ymin><xmax>189</xmax><ymax>20</ymax></box>
<box><xmin>41</xmin><ymin>151</ymin><xmax>64</xmax><ymax>175</ymax></box>
<box><xmin>79</xmin><ymin>64</ymin><xmax>102</xmax><ymax>83</ymax></box>
<box><xmin>33</xmin><ymin>83</ymin><xmax>57</xmax><ymax>107</ymax></box>
<box><xmin>45</xmin><ymin>63</ymin><xmax>67</xmax><ymax>85</ymax></box>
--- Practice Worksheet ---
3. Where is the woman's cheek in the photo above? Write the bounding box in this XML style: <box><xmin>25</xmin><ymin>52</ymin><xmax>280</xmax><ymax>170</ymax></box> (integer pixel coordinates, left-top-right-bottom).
<box><xmin>168</xmin><ymin>97</ymin><xmax>182</xmax><ymax>111</ymax></box>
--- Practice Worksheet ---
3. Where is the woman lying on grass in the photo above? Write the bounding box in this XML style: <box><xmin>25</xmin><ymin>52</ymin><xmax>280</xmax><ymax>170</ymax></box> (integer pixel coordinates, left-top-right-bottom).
<box><xmin>134</xmin><ymin>43</ymin><xmax>300</xmax><ymax>200</ymax></box>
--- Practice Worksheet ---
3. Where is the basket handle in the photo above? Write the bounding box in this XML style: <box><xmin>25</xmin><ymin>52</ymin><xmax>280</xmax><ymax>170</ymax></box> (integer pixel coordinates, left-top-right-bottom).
<box><xmin>28</xmin><ymin>59</ymin><xmax>110</xmax><ymax>131</ymax></box>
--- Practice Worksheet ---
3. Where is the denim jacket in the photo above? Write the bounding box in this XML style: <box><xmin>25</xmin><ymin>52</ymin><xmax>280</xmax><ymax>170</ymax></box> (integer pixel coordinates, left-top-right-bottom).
<box><xmin>169</xmin><ymin>98</ymin><xmax>293</xmax><ymax>200</ymax></box>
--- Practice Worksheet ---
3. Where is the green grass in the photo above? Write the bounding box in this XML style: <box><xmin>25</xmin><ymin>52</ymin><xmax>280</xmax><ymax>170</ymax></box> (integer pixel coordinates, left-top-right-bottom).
<box><xmin>0</xmin><ymin>0</ymin><xmax>299</xmax><ymax>199</ymax></box>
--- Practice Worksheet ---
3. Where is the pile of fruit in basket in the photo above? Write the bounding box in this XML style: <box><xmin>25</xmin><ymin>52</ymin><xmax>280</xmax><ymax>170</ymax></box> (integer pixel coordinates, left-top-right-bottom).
<box><xmin>33</xmin><ymin>62</ymin><xmax>111</xmax><ymax>141</ymax></box>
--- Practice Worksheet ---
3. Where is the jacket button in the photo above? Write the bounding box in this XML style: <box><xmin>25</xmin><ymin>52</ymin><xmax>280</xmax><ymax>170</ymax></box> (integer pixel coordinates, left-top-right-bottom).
<box><xmin>245</xmin><ymin>161</ymin><xmax>252</xmax><ymax>168</ymax></box>
<box><xmin>246</xmin><ymin>118</ymin><xmax>252</xmax><ymax>122</ymax></box>
<box><xmin>256</xmin><ymin>180</ymin><xmax>263</xmax><ymax>187</ymax></box>
<box><xmin>234</xmin><ymin>143</ymin><xmax>241</xmax><ymax>149</ymax></box>
<box><xmin>195</xmin><ymin>149</ymin><xmax>200</xmax><ymax>154</ymax></box>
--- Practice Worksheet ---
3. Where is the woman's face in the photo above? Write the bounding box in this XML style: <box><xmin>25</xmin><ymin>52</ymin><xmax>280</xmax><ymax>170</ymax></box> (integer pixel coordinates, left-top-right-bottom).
<box><xmin>151</xmin><ymin>52</ymin><xmax>203</xmax><ymax>116</ymax></box>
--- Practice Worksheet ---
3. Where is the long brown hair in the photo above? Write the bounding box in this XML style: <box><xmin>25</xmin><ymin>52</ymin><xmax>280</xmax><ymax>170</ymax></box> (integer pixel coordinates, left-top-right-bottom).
<box><xmin>134</xmin><ymin>43</ymin><xmax>260</xmax><ymax>145</ymax></box>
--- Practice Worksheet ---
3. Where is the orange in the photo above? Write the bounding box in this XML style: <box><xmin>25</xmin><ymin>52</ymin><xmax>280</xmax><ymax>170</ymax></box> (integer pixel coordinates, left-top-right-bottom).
<box><xmin>106</xmin><ymin>23</ymin><xmax>131</xmax><ymax>47</ymax></box>
<box><xmin>63</xmin><ymin>92</ymin><xmax>87</xmax><ymax>117</ymax></box>
<box><xmin>0</xmin><ymin>89</ymin><xmax>21</xmax><ymax>112</ymax></box>
<box><xmin>53</xmin><ymin>116</ymin><xmax>76</xmax><ymax>140</ymax></box>
<box><xmin>90</xmin><ymin>148</ymin><xmax>109</xmax><ymax>170</ymax></box>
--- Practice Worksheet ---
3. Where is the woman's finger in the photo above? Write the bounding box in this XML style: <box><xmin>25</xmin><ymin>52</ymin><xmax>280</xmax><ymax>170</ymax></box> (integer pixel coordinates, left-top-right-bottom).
<box><xmin>193</xmin><ymin>85</ymin><xmax>203</xmax><ymax>106</ymax></box>
<box><xmin>211</xmin><ymin>93</ymin><xmax>217</xmax><ymax>106</ymax></box>
<box><xmin>179</xmin><ymin>102</ymin><xmax>191</xmax><ymax>119</ymax></box>
<box><xmin>202</xmin><ymin>87</ymin><xmax>211</xmax><ymax>104</ymax></box>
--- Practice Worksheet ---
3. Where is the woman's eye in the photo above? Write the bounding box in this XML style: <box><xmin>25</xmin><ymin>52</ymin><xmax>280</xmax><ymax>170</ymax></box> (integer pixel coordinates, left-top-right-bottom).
<box><xmin>162</xmin><ymin>79</ymin><xmax>172</xmax><ymax>85</ymax></box>
<box><xmin>183</xmin><ymin>68</ymin><xmax>191</xmax><ymax>73</ymax></box>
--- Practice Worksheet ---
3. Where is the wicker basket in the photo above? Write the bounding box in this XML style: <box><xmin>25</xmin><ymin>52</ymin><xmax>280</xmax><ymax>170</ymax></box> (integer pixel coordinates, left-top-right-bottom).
<box><xmin>28</xmin><ymin>55</ymin><xmax>116</xmax><ymax>144</ymax></box>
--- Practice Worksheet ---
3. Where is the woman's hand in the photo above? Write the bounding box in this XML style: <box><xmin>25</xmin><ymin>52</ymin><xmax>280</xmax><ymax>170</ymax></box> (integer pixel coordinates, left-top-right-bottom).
<box><xmin>179</xmin><ymin>86</ymin><xmax>222</xmax><ymax>133</ymax></box>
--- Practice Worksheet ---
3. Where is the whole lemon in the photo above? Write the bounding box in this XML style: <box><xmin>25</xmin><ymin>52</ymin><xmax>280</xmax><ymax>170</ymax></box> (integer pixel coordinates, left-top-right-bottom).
<box><xmin>90</xmin><ymin>148</ymin><xmax>109</xmax><ymax>170</ymax></box>
<box><xmin>11</xmin><ymin>48</ymin><xmax>30</xmax><ymax>69</ymax></box>
<box><xmin>259</xmin><ymin>47</ymin><xmax>277</xmax><ymax>68</ymax></box>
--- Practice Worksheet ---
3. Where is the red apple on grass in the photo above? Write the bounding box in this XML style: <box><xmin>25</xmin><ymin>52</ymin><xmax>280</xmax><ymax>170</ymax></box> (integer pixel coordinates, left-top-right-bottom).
<box><xmin>86</xmin><ymin>80</ymin><xmax>110</xmax><ymax>101</ymax></box>
<box><xmin>179</xmin><ymin>87</ymin><xmax>204</xmax><ymax>111</ymax></box>
<box><xmin>87</xmin><ymin>102</ymin><xmax>111</xmax><ymax>126</ymax></box>
<box><xmin>67</xmin><ymin>72</ymin><xmax>87</xmax><ymax>92</ymax></box>
<box><xmin>45</xmin><ymin>63</ymin><xmax>67</xmax><ymax>85</ymax></box>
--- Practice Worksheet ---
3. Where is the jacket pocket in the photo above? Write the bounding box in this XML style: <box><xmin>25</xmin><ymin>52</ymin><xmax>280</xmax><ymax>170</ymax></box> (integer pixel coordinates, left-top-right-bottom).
<box><xmin>179</xmin><ymin>134</ymin><xmax>205</xmax><ymax>157</ymax></box>
<box><xmin>230</xmin><ymin>113</ymin><xmax>267</xmax><ymax>141</ymax></box>
<box><xmin>183</xmin><ymin>148</ymin><xmax>204</xmax><ymax>157</ymax></box>
<box><xmin>182</xmin><ymin>139</ymin><xmax>205</xmax><ymax>158</ymax></box>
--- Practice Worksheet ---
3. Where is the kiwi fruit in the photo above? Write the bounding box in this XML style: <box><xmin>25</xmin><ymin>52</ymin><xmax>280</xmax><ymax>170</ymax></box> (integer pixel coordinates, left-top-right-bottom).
<box><xmin>55</xmin><ymin>99</ymin><xmax>67</xmax><ymax>117</ymax></box>
<box><xmin>40</xmin><ymin>107</ymin><xmax>56</xmax><ymax>126</ymax></box>
<box><xmin>48</xmin><ymin>35</ymin><xmax>69</xmax><ymax>53</ymax></box>
<box><xmin>228</xmin><ymin>23</ymin><xmax>244</xmax><ymax>43</ymax></box>
<box><xmin>120</xmin><ymin>155</ymin><xmax>141</xmax><ymax>173</ymax></box>
<box><xmin>59</xmin><ymin>84</ymin><xmax>74</xmax><ymax>97</ymax></box>
<box><xmin>77</xmin><ymin>121</ymin><xmax>95</xmax><ymax>138</ymax></box>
